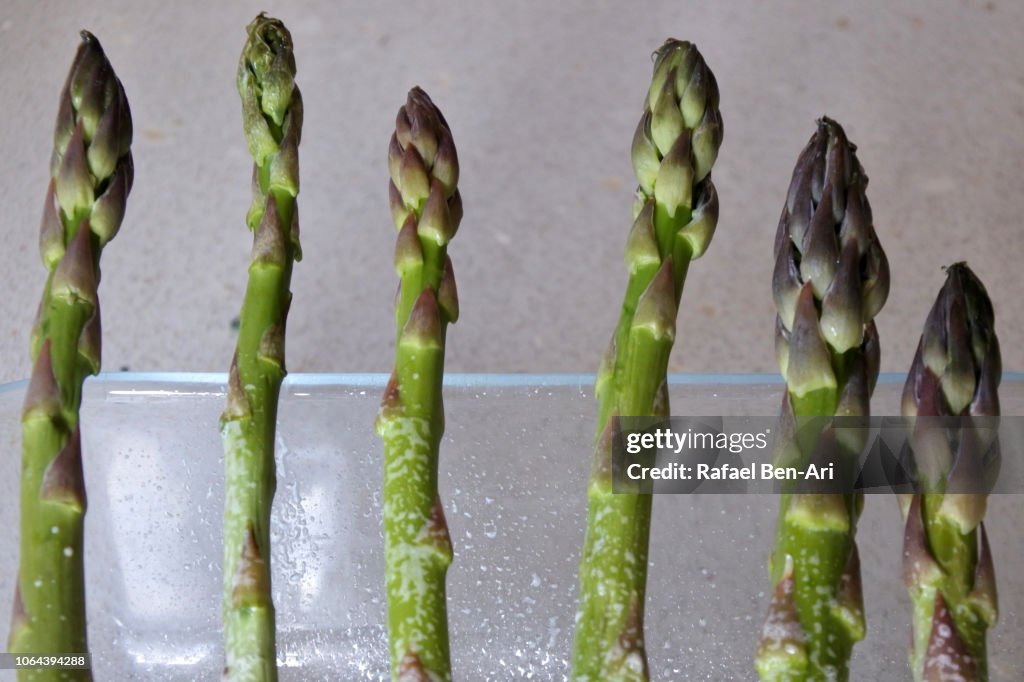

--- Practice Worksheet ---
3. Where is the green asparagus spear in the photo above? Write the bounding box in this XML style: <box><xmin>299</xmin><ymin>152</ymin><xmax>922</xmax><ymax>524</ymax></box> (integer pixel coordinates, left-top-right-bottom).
<box><xmin>900</xmin><ymin>263</ymin><xmax>1000</xmax><ymax>681</ymax></box>
<box><xmin>572</xmin><ymin>40</ymin><xmax>722</xmax><ymax>681</ymax></box>
<box><xmin>755</xmin><ymin>118</ymin><xmax>889</xmax><ymax>682</ymax></box>
<box><xmin>375</xmin><ymin>87</ymin><xmax>462</xmax><ymax>682</ymax></box>
<box><xmin>8</xmin><ymin>31</ymin><xmax>132</xmax><ymax>681</ymax></box>
<box><xmin>220</xmin><ymin>14</ymin><xmax>302</xmax><ymax>681</ymax></box>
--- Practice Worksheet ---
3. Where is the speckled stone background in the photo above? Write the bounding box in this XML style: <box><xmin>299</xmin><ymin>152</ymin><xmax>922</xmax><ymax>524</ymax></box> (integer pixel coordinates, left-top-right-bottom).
<box><xmin>1</xmin><ymin>0</ymin><xmax>1022</xmax><ymax>384</ymax></box>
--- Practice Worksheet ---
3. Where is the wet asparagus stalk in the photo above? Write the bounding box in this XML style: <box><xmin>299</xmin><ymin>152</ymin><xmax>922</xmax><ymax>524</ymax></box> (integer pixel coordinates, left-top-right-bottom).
<box><xmin>375</xmin><ymin>87</ymin><xmax>462</xmax><ymax>681</ymax></box>
<box><xmin>900</xmin><ymin>263</ymin><xmax>1000</xmax><ymax>681</ymax></box>
<box><xmin>572</xmin><ymin>39</ymin><xmax>722</xmax><ymax>681</ymax></box>
<box><xmin>8</xmin><ymin>31</ymin><xmax>133</xmax><ymax>681</ymax></box>
<box><xmin>755</xmin><ymin>118</ymin><xmax>889</xmax><ymax>681</ymax></box>
<box><xmin>220</xmin><ymin>14</ymin><xmax>302</xmax><ymax>681</ymax></box>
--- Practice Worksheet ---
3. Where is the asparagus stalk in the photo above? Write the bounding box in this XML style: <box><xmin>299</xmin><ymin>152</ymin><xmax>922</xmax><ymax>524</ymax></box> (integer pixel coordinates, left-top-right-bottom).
<box><xmin>8</xmin><ymin>32</ymin><xmax>132</xmax><ymax>681</ymax></box>
<box><xmin>220</xmin><ymin>14</ymin><xmax>302</xmax><ymax>681</ymax></box>
<box><xmin>375</xmin><ymin>88</ymin><xmax>462</xmax><ymax>681</ymax></box>
<box><xmin>572</xmin><ymin>40</ymin><xmax>722</xmax><ymax>681</ymax></box>
<box><xmin>900</xmin><ymin>263</ymin><xmax>1000</xmax><ymax>681</ymax></box>
<box><xmin>755</xmin><ymin>118</ymin><xmax>889</xmax><ymax>681</ymax></box>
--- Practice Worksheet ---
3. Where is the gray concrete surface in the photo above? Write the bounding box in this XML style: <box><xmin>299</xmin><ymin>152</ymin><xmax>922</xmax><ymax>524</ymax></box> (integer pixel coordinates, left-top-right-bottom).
<box><xmin>1</xmin><ymin>0</ymin><xmax>1022</xmax><ymax>384</ymax></box>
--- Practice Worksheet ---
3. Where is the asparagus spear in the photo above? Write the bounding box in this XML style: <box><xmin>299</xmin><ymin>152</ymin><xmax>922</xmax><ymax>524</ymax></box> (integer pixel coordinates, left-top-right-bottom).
<box><xmin>900</xmin><ymin>263</ymin><xmax>1000</xmax><ymax>681</ymax></box>
<box><xmin>755</xmin><ymin>118</ymin><xmax>889</xmax><ymax>681</ymax></box>
<box><xmin>220</xmin><ymin>14</ymin><xmax>302</xmax><ymax>681</ymax></box>
<box><xmin>572</xmin><ymin>39</ymin><xmax>722</xmax><ymax>681</ymax></box>
<box><xmin>8</xmin><ymin>31</ymin><xmax>132</xmax><ymax>681</ymax></box>
<box><xmin>375</xmin><ymin>87</ymin><xmax>462</xmax><ymax>681</ymax></box>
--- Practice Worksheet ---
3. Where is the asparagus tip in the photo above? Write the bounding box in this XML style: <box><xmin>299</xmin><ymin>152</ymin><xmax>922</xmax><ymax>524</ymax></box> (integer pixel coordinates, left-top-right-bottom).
<box><xmin>241</xmin><ymin>13</ymin><xmax>296</xmax><ymax>122</ymax></box>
